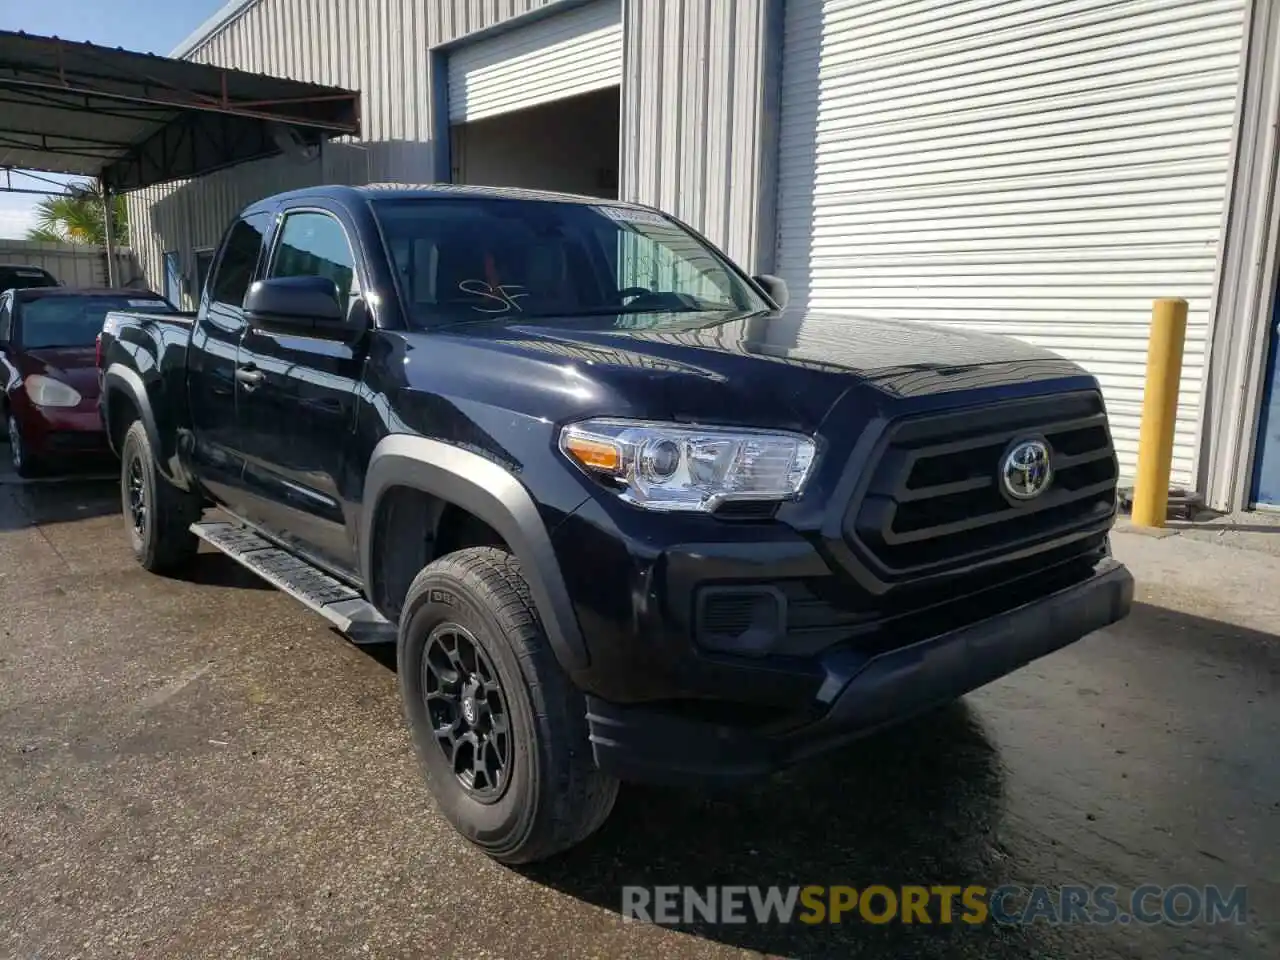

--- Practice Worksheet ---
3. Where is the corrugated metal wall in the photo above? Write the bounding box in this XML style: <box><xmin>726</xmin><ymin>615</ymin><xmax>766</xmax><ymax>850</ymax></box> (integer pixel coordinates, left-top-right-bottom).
<box><xmin>774</xmin><ymin>0</ymin><xmax>1248</xmax><ymax>486</ymax></box>
<box><xmin>127</xmin><ymin>0</ymin><xmax>777</xmax><ymax>299</ymax></box>
<box><xmin>619</xmin><ymin>0</ymin><xmax>778</xmax><ymax>271</ymax></box>
<box><xmin>0</xmin><ymin>240</ymin><xmax>142</xmax><ymax>289</ymax></box>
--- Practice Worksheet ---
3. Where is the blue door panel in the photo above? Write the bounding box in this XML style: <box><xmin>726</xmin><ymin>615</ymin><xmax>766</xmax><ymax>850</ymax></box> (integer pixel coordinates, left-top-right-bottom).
<box><xmin>1250</xmin><ymin>289</ymin><xmax>1280</xmax><ymax>507</ymax></box>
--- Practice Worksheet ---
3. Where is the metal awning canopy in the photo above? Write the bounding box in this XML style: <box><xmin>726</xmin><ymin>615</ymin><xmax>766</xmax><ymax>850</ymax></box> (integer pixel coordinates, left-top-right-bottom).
<box><xmin>0</xmin><ymin>29</ymin><xmax>360</xmax><ymax>193</ymax></box>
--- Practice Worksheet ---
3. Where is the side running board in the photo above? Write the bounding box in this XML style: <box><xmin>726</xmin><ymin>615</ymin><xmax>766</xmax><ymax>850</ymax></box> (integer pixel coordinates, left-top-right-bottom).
<box><xmin>190</xmin><ymin>521</ymin><xmax>396</xmax><ymax>645</ymax></box>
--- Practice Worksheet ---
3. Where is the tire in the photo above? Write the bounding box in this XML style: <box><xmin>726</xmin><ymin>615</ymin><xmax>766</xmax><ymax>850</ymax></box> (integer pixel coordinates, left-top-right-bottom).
<box><xmin>398</xmin><ymin>546</ymin><xmax>618</xmax><ymax>864</ymax></box>
<box><xmin>120</xmin><ymin>420</ymin><xmax>201</xmax><ymax>572</ymax></box>
<box><xmin>6</xmin><ymin>408</ymin><xmax>40</xmax><ymax>479</ymax></box>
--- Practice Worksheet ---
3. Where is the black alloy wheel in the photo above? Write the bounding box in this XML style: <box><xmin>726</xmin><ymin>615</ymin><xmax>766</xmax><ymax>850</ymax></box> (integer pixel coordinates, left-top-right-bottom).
<box><xmin>126</xmin><ymin>453</ymin><xmax>147</xmax><ymax>541</ymax></box>
<box><xmin>397</xmin><ymin>546</ymin><xmax>619</xmax><ymax>863</ymax></box>
<box><xmin>422</xmin><ymin>621</ymin><xmax>511</xmax><ymax>801</ymax></box>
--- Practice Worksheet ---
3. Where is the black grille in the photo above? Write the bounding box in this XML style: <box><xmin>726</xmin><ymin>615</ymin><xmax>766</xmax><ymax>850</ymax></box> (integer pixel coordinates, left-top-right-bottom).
<box><xmin>845</xmin><ymin>391</ymin><xmax>1117</xmax><ymax>578</ymax></box>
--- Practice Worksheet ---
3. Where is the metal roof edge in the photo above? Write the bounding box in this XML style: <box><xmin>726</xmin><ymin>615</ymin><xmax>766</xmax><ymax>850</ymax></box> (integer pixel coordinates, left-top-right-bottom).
<box><xmin>170</xmin><ymin>0</ymin><xmax>261</xmax><ymax>59</ymax></box>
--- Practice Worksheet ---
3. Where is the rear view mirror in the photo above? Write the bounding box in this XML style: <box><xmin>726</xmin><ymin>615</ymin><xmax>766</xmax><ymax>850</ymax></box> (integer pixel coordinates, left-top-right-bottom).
<box><xmin>753</xmin><ymin>274</ymin><xmax>789</xmax><ymax>311</ymax></box>
<box><xmin>245</xmin><ymin>276</ymin><xmax>344</xmax><ymax>330</ymax></box>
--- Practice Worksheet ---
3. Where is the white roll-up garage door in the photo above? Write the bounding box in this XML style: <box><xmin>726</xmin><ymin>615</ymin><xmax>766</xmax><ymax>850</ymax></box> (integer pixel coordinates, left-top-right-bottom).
<box><xmin>448</xmin><ymin>0</ymin><xmax>622</xmax><ymax>124</ymax></box>
<box><xmin>774</xmin><ymin>0</ymin><xmax>1248</xmax><ymax>485</ymax></box>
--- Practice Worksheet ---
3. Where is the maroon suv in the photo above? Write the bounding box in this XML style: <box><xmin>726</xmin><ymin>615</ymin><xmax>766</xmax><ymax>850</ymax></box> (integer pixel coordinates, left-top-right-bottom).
<box><xmin>0</xmin><ymin>287</ymin><xmax>172</xmax><ymax>477</ymax></box>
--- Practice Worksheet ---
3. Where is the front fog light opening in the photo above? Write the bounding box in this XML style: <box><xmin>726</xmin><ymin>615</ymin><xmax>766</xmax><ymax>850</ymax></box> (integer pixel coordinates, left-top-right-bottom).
<box><xmin>695</xmin><ymin>585</ymin><xmax>787</xmax><ymax>657</ymax></box>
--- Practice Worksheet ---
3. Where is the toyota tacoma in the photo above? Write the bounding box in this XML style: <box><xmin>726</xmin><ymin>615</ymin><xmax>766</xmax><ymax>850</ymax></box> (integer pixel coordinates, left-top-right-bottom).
<box><xmin>97</xmin><ymin>184</ymin><xmax>1133</xmax><ymax>864</ymax></box>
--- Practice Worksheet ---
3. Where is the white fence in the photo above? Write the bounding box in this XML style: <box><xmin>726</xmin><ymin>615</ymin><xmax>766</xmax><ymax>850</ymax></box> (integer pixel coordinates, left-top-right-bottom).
<box><xmin>0</xmin><ymin>239</ymin><xmax>145</xmax><ymax>289</ymax></box>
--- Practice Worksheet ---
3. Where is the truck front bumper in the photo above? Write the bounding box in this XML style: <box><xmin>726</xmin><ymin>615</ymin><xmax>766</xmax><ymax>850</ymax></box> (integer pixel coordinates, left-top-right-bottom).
<box><xmin>586</xmin><ymin>557</ymin><xmax>1133</xmax><ymax>785</ymax></box>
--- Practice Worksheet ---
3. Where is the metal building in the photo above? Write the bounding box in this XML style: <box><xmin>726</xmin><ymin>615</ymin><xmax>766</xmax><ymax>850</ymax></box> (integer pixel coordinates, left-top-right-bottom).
<box><xmin>127</xmin><ymin>0</ymin><xmax>1280</xmax><ymax>514</ymax></box>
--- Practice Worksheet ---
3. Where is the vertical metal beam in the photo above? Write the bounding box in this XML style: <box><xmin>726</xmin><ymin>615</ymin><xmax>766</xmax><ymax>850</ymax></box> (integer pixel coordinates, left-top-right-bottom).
<box><xmin>100</xmin><ymin>178</ymin><xmax>119</xmax><ymax>287</ymax></box>
<box><xmin>1199</xmin><ymin>0</ymin><xmax>1280</xmax><ymax>511</ymax></box>
<box><xmin>752</xmin><ymin>0</ymin><xmax>787</xmax><ymax>276</ymax></box>
<box><xmin>429</xmin><ymin>48</ymin><xmax>452</xmax><ymax>183</ymax></box>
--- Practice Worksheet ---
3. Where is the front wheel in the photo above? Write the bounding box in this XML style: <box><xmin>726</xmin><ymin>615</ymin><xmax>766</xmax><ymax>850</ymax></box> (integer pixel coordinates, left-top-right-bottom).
<box><xmin>398</xmin><ymin>546</ymin><xmax>618</xmax><ymax>864</ymax></box>
<box><xmin>6</xmin><ymin>408</ymin><xmax>39</xmax><ymax>479</ymax></box>
<box><xmin>120</xmin><ymin>421</ymin><xmax>202</xmax><ymax>572</ymax></box>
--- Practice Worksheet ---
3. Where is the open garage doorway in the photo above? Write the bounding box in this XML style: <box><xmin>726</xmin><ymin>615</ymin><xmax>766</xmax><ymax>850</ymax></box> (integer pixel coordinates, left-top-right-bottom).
<box><xmin>449</xmin><ymin>87</ymin><xmax>619</xmax><ymax>199</ymax></box>
<box><xmin>442</xmin><ymin>0</ymin><xmax>621</xmax><ymax>198</ymax></box>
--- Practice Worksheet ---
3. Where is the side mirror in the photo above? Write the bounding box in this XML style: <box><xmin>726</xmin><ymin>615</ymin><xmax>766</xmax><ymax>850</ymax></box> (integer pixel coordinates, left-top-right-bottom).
<box><xmin>245</xmin><ymin>276</ymin><xmax>344</xmax><ymax>332</ymax></box>
<box><xmin>752</xmin><ymin>274</ymin><xmax>789</xmax><ymax>311</ymax></box>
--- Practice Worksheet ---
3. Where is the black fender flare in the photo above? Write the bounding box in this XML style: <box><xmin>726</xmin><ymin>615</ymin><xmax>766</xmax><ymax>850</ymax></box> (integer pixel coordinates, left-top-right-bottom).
<box><xmin>361</xmin><ymin>434</ymin><xmax>590</xmax><ymax>673</ymax></box>
<box><xmin>101</xmin><ymin>363</ymin><xmax>192</xmax><ymax>490</ymax></box>
<box><xmin>102</xmin><ymin>363</ymin><xmax>160</xmax><ymax>457</ymax></box>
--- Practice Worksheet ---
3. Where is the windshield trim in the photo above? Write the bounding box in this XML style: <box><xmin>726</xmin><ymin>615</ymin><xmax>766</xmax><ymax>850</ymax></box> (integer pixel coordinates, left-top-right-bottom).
<box><xmin>366</xmin><ymin>196</ymin><xmax>770</xmax><ymax>331</ymax></box>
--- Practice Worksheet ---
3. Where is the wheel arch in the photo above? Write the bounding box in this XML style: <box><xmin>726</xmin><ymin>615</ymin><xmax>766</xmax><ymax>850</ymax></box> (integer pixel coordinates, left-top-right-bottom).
<box><xmin>102</xmin><ymin>364</ymin><xmax>157</xmax><ymax>454</ymax></box>
<box><xmin>362</xmin><ymin>434</ymin><xmax>590</xmax><ymax>673</ymax></box>
<box><xmin>102</xmin><ymin>364</ymin><xmax>190</xmax><ymax>488</ymax></box>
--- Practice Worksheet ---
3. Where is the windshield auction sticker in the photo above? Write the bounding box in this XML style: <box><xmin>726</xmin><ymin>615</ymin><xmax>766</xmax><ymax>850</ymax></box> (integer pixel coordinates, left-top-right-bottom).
<box><xmin>593</xmin><ymin>205</ymin><xmax>671</xmax><ymax>228</ymax></box>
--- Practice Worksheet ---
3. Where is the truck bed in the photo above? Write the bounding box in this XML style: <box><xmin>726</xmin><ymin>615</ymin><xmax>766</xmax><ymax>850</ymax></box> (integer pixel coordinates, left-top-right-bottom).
<box><xmin>101</xmin><ymin>308</ymin><xmax>197</xmax><ymax>355</ymax></box>
<box><xmin>97</xmin><ymin>307</ymin><xmax>200</xmax><ymax>467</ymax></box>
<box><xmin>104</xmin><ymin>307</ymin><xmax>196</xmax><ymax>327</ymax></box>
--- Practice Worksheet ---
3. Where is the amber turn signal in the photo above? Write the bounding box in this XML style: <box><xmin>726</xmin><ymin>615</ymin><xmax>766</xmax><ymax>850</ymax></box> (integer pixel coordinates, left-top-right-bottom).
<box><xmin>562</xmin><ymin>434</ymin><xmax>622</xmax><ymax>473</ymax></box>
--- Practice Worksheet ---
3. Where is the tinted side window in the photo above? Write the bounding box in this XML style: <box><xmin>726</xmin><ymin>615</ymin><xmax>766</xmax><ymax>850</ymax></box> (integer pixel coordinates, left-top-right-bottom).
<box><xmin>195</xmin><ymin>250</ymin><xmax>215</xmax><ymax>301</ymax></box>
<box><xmin>210</xmin><ymin>215</ymin><xmax>269</xmax><ymax>307</ymax></box>
<box><xmin>268</xmin><ymin>211</ymin><xmax>358</xmax><ymax>308</ymax></box>
<box><xmin>0</xmin><ymin>299</ymin><xmax>11</xmax><ymax>341</ymax></box>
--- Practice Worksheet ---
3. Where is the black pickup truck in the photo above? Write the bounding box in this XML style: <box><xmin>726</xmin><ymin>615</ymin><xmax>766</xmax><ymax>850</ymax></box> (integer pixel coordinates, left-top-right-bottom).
<box><xmin>98</xmin><ymin>183</ymin><xmax>1133</xmax><ymax>863</ymax></box>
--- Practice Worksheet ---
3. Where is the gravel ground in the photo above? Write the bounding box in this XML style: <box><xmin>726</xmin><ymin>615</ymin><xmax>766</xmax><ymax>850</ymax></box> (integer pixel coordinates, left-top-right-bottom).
<box><xmin>0</xmin><ymin>469</ymin><xmax>1275</xmax><ymax>959</ymax></box>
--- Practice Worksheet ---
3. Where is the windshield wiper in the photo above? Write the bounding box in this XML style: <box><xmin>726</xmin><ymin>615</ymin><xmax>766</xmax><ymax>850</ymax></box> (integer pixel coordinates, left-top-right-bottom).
<box><xmin>428</xmin><ymin>303</ymin><xmax>739</xmax><ymax>331</ymax></box>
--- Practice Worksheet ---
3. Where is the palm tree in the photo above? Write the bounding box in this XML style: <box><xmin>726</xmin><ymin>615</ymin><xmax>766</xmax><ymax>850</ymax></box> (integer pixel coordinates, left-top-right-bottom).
<box><xmin>26</xmin><ymin>185</ymin><xmax>129</xmax><ymax>246</ymax></box>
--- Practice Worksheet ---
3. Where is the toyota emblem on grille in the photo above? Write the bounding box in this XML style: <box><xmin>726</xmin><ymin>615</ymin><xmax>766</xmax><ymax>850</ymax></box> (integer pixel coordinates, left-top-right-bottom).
<box><xmin>1001</xmin><ymin>439</ymin><xmax>1053</xmax><ymax>501</ymax></box>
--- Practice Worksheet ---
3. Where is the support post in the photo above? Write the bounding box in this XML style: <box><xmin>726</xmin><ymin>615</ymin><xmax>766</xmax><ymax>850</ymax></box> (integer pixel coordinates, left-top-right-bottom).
<box><xmin>100</xmin><ymin>179</ymin><xmax>118</xmax><ymax>287</ymax></box>
<box><xmin>1131</xmin><ymin>298</ymin><xmax>1189</xmax><ymax>527</ymax></box>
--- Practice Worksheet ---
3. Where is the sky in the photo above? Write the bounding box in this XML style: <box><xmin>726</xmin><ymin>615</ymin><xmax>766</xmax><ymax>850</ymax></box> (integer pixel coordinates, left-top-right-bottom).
<box><xmin>0</xmin><ymin>0</ymin><xmax>225</xmax><ymax>239</ymax></box>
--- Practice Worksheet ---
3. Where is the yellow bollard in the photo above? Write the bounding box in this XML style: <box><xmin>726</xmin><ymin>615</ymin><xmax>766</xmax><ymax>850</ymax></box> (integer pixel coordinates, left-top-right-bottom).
<box><xmin>1131</xmin><ymin>298</ymin><xmax>1188</xmax><ymax>528</ymax></box>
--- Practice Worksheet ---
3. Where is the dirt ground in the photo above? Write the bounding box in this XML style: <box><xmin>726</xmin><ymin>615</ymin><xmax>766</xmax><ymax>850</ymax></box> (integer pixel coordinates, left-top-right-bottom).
<box><xmin>1</xmin><ymin>471</ymin><xmax>1275</xmax><ymax>959</ymax></box>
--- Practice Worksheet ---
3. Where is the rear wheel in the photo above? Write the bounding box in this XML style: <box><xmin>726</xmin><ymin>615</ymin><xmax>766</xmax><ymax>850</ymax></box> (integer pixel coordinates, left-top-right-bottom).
<box><xmin>398</xmin><ymin>546</ymin><xmax>618</xmax><ymax>864</ymax></box>
<box><xmin>6</xmin><ymin>408</ymin><xmax>40</xmax><ymax>479</ymax></box>
<box><xmin>120</xmin><ymin>420</ymin><xmax>201</xmax><ymax>571</ymax></box>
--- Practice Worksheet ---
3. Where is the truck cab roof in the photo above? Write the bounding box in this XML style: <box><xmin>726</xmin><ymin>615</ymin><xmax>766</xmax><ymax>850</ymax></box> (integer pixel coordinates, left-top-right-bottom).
<box><xmin>241</xmin><ymin>182</ymin><xmax>659</xmax><ymax>218</ymax></box>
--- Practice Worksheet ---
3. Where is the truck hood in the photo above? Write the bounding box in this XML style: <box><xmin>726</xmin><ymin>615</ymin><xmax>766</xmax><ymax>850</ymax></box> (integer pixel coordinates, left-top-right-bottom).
<box><xmin>419</xmin><ymin>308</ymin><xmax>1092</xmax><ymax>433</ymax></box>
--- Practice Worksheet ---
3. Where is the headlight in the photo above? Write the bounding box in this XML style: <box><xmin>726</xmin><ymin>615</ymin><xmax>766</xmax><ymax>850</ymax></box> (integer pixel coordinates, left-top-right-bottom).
<box><xmin>558</xmin><ymin>418</ymin><xmax>817</xmax><ymax>512</ymax></box>
<box><xmin>24</xmin><ymin>374</ymin><xmax>82</xmax><ymax>408</ymax></box>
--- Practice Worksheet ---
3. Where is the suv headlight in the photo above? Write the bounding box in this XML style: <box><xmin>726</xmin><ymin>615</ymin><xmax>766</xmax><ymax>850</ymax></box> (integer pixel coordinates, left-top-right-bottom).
<box><xmin>24</xmin><ymin>374</ymin><xmax>81</xmax><ymax>408</ymax></box>
<box><xmin>558</xmin><ymin>418</ymin><xmax>817</xmax><ymax>512</ymax></box>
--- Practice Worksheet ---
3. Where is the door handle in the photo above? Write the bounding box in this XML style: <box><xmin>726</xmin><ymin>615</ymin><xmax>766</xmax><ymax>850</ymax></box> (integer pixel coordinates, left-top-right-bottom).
<box><xmin>235</xmin><ymin>365</ymin><xmax>265</xmax><ymax>389</ymax></box>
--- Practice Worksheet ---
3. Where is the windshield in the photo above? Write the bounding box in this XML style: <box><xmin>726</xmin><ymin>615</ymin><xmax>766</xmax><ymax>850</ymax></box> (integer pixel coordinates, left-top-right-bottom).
<box><xmin>371</xmin><ymin>197</ymin><xmax>766</xmax><ymax>328</ymax></box>
<box><xmin>19</xmin><ymin>296</ymin><xmax>171</xmax><ymax>349</ymax></box>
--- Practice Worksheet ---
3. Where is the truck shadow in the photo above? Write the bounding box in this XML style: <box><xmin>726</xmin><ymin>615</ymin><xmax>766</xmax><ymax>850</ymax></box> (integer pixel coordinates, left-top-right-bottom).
<box><xmin>171</xmin><ymin>551</ymin><xmax>275</xmax><ymax>591</ymax></box>
<box><xmin>520</xmin><ymin>700</ymin><xmax>1035</xmax><ymax>958</ymax></box>
<box><xmin>0</xmin><ymin>473</ymin><xmax>122</xmax><ymax>531</ymax></box>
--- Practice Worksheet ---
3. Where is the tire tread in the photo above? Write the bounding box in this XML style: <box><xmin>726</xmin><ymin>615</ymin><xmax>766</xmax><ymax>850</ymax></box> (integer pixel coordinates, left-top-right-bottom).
<box><xmin>403</xmin><ymin>546</ymin><xmax>617</xmax><ymax>863</ymax></box>
<box><xmin>122</xmin><ymin>421</ymin><xmax>201</xmax><ymax>572</ymax></box>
